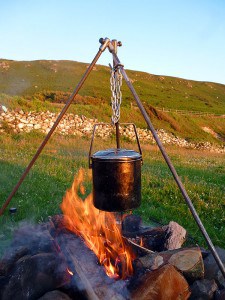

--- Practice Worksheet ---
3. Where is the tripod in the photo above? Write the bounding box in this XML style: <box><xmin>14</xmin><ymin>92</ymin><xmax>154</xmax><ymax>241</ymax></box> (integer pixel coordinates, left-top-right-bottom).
<box><xmin>1</xmin><ymin>37</ymin><xmax>224</xmax><ymax>278</ymax></box>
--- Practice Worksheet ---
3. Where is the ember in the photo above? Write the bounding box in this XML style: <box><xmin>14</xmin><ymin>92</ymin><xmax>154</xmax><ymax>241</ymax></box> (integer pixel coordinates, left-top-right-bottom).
<box><xmin>61</xmin><ymin>168</ymin><xmax>135</xmax><ymax>279</ymax></box>
<box><xmin>67</xmin><ymin>268</ymin><xmax>74</xmax><ymax>276</ymax></box>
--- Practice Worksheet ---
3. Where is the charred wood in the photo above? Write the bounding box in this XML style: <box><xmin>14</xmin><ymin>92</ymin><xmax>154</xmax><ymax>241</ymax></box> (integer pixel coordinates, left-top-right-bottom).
<box><xmin>122</xmin><ymin>214</ymin><xmax>142</xmax><ymax>233</ymax></box>
<box><xmin>123</xmin><ymin>220</ymin><xmax>186</xmax><ymax>252</ymax></box>
<box><xmin>56</xmin><ymin>232</ymin><xmax>128</xmax><ymax>300</ymax></box>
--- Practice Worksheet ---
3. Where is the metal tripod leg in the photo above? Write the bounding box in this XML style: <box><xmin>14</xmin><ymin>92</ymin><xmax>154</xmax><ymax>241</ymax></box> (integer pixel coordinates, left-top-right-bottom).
<box><xmin>110</xmin><ymin>48</ymin><xmax>225</xmax><ymax>279</ymax></box>
<box><xmin>0</xmin><ymin>38</ymin><xmax>110</xmax><ymax>216</ymax></box>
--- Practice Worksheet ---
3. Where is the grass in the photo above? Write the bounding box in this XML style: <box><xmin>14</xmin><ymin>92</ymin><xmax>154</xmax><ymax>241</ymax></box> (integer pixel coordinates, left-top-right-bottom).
<box><xmin>0</xmin><ymin>131</ymin><xmax>224</xmax><ymax>256</ymax></box>
<box><xmin>138</xmin><ymin>145</ymin><xmax>225</xmax><ymax>247</ymax></box>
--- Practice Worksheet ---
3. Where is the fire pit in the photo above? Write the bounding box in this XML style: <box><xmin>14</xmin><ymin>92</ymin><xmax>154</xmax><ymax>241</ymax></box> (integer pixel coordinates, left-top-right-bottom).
<box><xmin>0</xmin><ymin>169</ymin><xmax>213</xmax><ymax>300</ymax></box>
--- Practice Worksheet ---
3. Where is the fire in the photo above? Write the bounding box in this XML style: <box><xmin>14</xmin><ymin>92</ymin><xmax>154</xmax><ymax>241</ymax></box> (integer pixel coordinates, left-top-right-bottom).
<box><xmin>61</xmin><ymin>168</ymin><xmax>135</xmax><ymax>279</ymax></box>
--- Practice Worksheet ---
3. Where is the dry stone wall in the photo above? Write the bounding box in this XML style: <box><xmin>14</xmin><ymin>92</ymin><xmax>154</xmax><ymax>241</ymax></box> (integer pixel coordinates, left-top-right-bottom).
<box><xmin>0</xmin><ymin>109</ymin><xmax>224</xmax><ymax>153</ymax></box>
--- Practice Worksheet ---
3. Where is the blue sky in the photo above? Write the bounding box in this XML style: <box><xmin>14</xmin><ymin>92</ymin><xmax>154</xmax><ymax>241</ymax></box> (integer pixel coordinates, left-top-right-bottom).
<box><xmin>1</xmin><ymin>0</ymin><xmax>225</xmax><ymax>84</ymax></box>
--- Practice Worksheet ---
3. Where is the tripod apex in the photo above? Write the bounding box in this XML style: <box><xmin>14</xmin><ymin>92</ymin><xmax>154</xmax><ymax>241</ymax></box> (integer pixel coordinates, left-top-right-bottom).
<box><xmin>99</xmin><ymin>37</ymin><xmax>109</xmax><ymax>44</ymax></box>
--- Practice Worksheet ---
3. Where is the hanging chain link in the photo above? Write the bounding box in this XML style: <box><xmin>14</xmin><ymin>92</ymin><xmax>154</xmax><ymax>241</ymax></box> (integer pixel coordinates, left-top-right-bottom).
<box><xmin>110</xmin><ymin>67</ymin><xmax>122</xmax><ymax>125</ymax></box>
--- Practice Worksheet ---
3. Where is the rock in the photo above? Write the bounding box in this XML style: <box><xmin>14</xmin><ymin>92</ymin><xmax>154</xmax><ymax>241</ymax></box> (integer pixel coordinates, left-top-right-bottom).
<box><xmin>0</xmin><ymin>246</ymin><xmax>29</xmax><ymax>276</ymax></box>
<box><xmin>214</xmin><ymin>289</ymin><xmax>225</xmax><ymax>300</ymax></box>
<box><xmin>0</xmin><ymin>109</ymin><xmax>224</xmax><ymax>153</ymax></box>
<box><xmin>17</xmin><ymin>123</ymin><xmax>24</xmax><ymax>129</ymax></box>
<box><xmin>190</xmin><ymin>279</ymin><xmax>218</xmax><ymax>300</ymax></box>
<box><xmin>0</xmin><ymin>105</ymin><xmax>7</xmax><ymax>113</ymax></box>
<box><xmin>163</xmin><ymin>221</ymin><xmax>186</xmax><ymax>250</ymax></box>
<box><xmin>1</xmin><ymin>252</ymin><xmax>70</xmax><ymax>300</ymax></box>
<box><xmin>34</xmin><ymin>124</ymin><xmax>41</xmax><ymax>129</ymax></box>
<box><xmin>204</xmin><ymin>247</ymin><xmax>225</xmax><ymax>288</ymax></box>
<box><xmin>200</xmin><ymin>247</ymin><xmax>210</xmax><ymax>259</ymax></box>
<box><xmin>10</xmin><ymin>223</ymin><xmax>57</xmax><ymax>255</ymax></box>
<box><xmin>0</xmin><ymin>276</ymin><xmax>7</xmax><ymax>299</ymax></box>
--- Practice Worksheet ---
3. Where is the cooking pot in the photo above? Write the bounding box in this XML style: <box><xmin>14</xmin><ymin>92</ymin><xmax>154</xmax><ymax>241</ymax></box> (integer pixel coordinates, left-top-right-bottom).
<box><xmin>89</xmin><ymin>123</ymin><xmax>142</xmax><ymax>212</ymax></box>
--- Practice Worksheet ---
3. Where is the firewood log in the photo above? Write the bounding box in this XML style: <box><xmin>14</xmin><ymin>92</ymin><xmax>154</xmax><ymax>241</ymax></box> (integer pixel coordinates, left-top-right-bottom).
<box><xmin>131</xmin><ymin>264</ymin><xmax>191</xmax><ymax>300</ymax></box>
<box><xmin>136</xmin><ymin>247</ymin><xmax>204</xmax><ymax>281</ymax></box>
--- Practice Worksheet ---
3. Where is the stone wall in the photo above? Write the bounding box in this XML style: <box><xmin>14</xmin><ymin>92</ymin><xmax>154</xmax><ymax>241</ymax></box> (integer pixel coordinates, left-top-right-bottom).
<box><xmin>0</xmin><ymin>109</ymin><xmax>224</xmax><ymax>153</ymax></box>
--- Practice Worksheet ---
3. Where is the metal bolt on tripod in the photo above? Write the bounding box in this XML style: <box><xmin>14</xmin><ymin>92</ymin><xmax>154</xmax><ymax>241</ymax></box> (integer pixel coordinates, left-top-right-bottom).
<box><xmin>0</xmin><ymin>37</ymin><xmax>224</xmax><ymax>279</ymax></box>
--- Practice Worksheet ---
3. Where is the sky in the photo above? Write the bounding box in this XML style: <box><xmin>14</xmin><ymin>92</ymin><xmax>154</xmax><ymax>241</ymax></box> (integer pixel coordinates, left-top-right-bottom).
<box><xmin>1</xmin><ymin>0</ymin><xmax>225</xmax><ymax>85</ymax></box>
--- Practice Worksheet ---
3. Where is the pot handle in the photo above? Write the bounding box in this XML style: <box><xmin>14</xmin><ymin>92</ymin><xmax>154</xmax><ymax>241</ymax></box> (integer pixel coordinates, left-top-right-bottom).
<box><xmin>89</xmin><ymin>123</ymin><xmax>108</xmax><ymax>168</ymax></box>
<box><xmin>125</xmin><ymin>123</ymin><xmax>143</xmax><ymax>158</ymax></box>
<box><xmin>88</xmin><ymin>123</ymin><xmax>143</xmax><ymax>168</ymax></box>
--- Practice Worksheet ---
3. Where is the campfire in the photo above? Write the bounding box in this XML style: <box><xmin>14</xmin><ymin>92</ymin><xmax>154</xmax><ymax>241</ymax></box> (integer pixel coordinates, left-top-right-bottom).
<box><xmin>61</xmin><ymin>168</ymin><xmax>135</xmax><ymax>279</ymax></box>
<box><xmin>1</xmin><ymin>169</ymin><xmax>223</xmax><ymax>299</ymax></box>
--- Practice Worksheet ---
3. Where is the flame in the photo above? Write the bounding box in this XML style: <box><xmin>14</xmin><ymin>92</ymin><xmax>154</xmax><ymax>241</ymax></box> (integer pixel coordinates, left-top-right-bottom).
<box><xmin>61</xmin><ymin>168</ymin><xmax>135</xmax><ymax>279</ymax></box>
<box><xmin>67</xmin><ymin>268</ymin><xmax>74</xmax><ymax>276</ymax></box>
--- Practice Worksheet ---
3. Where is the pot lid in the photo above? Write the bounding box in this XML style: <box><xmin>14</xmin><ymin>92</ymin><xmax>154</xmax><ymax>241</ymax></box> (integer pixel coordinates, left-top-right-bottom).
<box><xmin>91</xmin><ymin>148</ymin><xmax>142</xmax><ymax>161</ymax></box>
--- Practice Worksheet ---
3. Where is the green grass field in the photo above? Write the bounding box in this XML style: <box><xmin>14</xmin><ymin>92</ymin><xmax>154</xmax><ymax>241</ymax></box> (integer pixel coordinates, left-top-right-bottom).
<box><xmin>0</xmin><ymin>131</ymin><xmax>224</xmax><ymax>255</ymax></box>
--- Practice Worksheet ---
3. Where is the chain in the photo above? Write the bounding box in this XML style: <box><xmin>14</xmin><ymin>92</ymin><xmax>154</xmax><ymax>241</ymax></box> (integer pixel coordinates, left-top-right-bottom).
<box><xmin>110</xmin><ymin>67</ymin><xmax>122</xmax><ymax>125</ymax></box>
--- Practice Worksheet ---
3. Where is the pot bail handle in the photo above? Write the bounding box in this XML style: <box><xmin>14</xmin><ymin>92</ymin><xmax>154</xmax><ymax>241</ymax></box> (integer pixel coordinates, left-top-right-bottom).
<box><xmin>124</xmin><ymin>123</ymin><xmax>143</xmax><ymax>160</ymax></box>
<box><xmin>88</xmin><ymin>123</ymin><xmax>143</xmax><ymax>168</ymax></box>
<box><xmin>88</xmin><ymin>123</ymin><xmax>109</xmax><ymax>168</ymax></box>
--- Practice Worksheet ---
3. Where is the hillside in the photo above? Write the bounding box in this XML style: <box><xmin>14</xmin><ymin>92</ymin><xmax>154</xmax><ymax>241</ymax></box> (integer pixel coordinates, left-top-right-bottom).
<box><xmin>1</xmin><ymin>59</ymin><xmax>225</xmax><ymax>113</ymax></box>
<box><xmin>0</xmin><ymin>59</ymin><xmax>225</xmax><ymax>145</ymax></box>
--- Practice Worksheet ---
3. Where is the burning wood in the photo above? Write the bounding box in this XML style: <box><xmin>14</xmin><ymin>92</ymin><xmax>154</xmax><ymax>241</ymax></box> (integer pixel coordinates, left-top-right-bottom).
<box><xmin>56</xmin><ymin>231</ymin><xmax>129</xmax><ymax>300</ymax></box>
<box><xmin>1</xmin><ymin>213</ymin><xmax>223</xmax><ymax>299</ymax></box>
<box><xmin>61</xmin><ymin>168</ymin><xmax>135</xmax><ymax>279</ymax></box>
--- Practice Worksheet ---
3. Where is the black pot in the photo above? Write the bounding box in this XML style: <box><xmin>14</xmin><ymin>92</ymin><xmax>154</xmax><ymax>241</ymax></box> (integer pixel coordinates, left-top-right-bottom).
<box><xmin>91</xmin><ymin>148</ymin><xmax>142</xmax><ymax>212</ymax></box>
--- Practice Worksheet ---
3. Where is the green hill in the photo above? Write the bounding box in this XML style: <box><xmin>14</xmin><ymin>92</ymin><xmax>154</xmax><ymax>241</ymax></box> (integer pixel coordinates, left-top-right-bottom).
<box><xmin>1</xmin><ymin>59</ymin><xmax>225</xmax><ymax>113</ymax></box>
<box><xmin>0</xmin><ymin>59</ymin><xmax>225</xmax><ymax>144</ymax></box>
